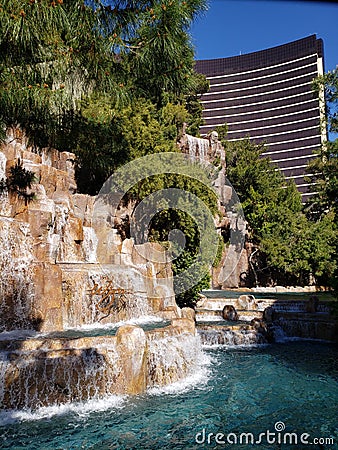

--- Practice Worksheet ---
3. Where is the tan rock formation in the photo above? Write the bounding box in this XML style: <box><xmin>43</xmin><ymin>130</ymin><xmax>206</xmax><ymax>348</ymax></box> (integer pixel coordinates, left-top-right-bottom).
<box><xmin>0</xmin><ymin>131</ymin><xmax>176</xmax><ymax>333</ymax></box>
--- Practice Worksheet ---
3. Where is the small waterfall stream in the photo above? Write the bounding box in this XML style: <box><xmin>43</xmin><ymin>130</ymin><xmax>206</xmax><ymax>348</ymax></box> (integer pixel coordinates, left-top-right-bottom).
<box><xmin>0</xmin><ymin>218</ymin><xmax>35</xmax><ymax>331</ymax></box>
<box><xmin>186</xmin><ymin>134</ymin><xmax>210</xmax><ymax>163</ymax></box>
<box><xmin>0</xmin><ymin>353</ymin><xmax>8</xmax><ymax>407</ymax></box>
<box><xmin>147</xmin><ymin>332</ymin><xmax>203</xmax><ymax>387</ymax></box>
<box><xmin>82</xmin><ymin>227</ymin><xmax>98</xmax><ymax>263</ymax></box>
<box><xmin>0</xmin><ymin>153</ymin><xmax>6</xmax><ymax>181</ymax></box>
<box><xmin>198</xmin><ymin>326</ymin><xmax>268</xmax><ymax>347</ymax></box>
<box><xmin>0</xmin><ymin>340</ymin><xmax>121</xmax><ymax>410</ymax></box>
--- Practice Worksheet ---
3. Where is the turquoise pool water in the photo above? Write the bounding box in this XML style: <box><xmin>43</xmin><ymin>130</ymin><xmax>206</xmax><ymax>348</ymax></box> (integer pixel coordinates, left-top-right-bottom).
<box><xmin>0</xmin><ymin>341</ymin><xmax>337</xmax><ymax>449</ymax></box>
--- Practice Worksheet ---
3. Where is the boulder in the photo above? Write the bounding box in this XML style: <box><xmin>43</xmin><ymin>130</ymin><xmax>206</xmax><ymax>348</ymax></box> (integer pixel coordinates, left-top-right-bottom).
<box><xmin>236</xmin><ymin>294</ymin><xmax>257</xmax><ymax>310</ymax></box>
<box><xmin>306</xmin><ymin>295</ymin><xmax>319</xmax><ymax>313</ymax></box>
<box><xmin>222</xmin><ymin>305</ymin><xmax>239</xmax><ymax>321</ymax></box>
<box><xmin>181</xmin><ymin>307</ymin><xmax>196</xmax><ymax>322</ymax></box>
<box><xmin>116</xmin><ymin>325</ymin><xmax>147</xmax><ymax>394</ymax></box>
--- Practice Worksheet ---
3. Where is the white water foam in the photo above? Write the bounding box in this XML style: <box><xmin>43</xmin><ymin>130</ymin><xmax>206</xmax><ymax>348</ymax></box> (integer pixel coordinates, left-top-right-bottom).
<box><xmin>0</xmin><ymin>329</ymin><xmax>37</xmax><ymax>341</ymax></box>
<box><xmin>82</xmin><ymin>227</ymin><xmax>98</xmax><ymax>263</ymax></box>
<box><xmin>147</xmin><ymin>349</ymin><xmax>211</xmax><ymax>396</ymax></box>
<box><xmin>196</xmin><ymin>315</ymin><xmax>224</xmax><ymax>322</ymax></box>
<box><xmin>0</xmin><ymin>394</ymin><xmax>126</xmax><ymax>425</ymax></box>
<box><xmin>202</xmin><ymin>342</ymin><xmax>269</xmax><ymax>350</ymax></box>
<box><xmin>117</xmin><ymin>315</ymin><xmax>166</xmax><ymax>326</ymax></box>
<box><xmin>186</xmin><ymin>134</ymin><xmax>210</xmax><ymax>163</ymax></box>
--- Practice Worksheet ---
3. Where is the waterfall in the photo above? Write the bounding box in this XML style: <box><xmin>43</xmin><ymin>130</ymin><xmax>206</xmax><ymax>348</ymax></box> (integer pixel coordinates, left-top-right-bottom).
<box><xmin>55</xmin><ymin>204</ymin><xmax>75</xmax><ymax>263</ymax></box>
<box><xmin>274</xmin><ymin>317</ymin><xmax>336</xmax><ymax>341</ymax></box>
<box><xmin>198</xmin><ymin>326</ymin><xmax>268</xmax><ymax>347</ymax></box>
<box><xmin>0</xmin><ymin>340</ymin><xmax>121</xmax><ymax>410</ymax></box>
<box><xmin>86</xmin><ymin>269</ymin><xmax>152</xmax><ymax>325</ymax></box>
<box><xmin>147</xmin><ymin>332</ymin><xmax>203</xmax><ymax>387</ymax></box>
<box><xmin>186</xmin><ymin>135</ymin><xmax>210</xmax><ymax>163</ymax></box>
<box><xmin>82</xmin><ymin>227</ymin><xmax>98</xmax><ymax>263</ymax></box>
<box><xmin>270</xmin><ymin>302</ymin><xmax>306</xmax><ymax>313</ymax></box>
<box><xmin>0</xmin><ymin>353</ymin><xmax>8</xmax><ymax>407</ymax></box>
<box><xmin>0</xmin><ymin>153</ymin><xmax>6</xmax><ymax>181</ymax></box>
<box><xmin>0</xmin><ymin>218</ymin><xmax>35</xmax><ymax>331</ymax></box>
<box><xmin>88</xmin><ymin>290</ymin><xmax>152</xmax><ymax>324</ymax></box>
<box><xmin>60</xmin><ymin>266</ymin><xmax>154</xmax><ymax>329</ymax></box>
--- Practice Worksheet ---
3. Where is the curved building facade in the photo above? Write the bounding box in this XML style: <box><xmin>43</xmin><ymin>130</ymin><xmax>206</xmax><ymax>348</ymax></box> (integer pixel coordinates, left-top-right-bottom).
<box><xmin>195</xmin><ymin>35</ymin><xmax>326</xmax><ymax>200</ymax></box>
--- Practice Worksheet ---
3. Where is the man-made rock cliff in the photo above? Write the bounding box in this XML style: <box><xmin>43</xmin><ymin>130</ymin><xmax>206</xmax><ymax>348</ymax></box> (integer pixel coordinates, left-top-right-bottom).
<box><xmin>0</xmin><ymin>129</ymin><xmax>179</xmax><ymax>334</ymax></box>
<box><xmin>179</xmin><ymin>130</ymin><xmax>249</xmax><ymax>289</ymax></box>
<box><xmin>0</xmin><ymin>129</ymin><xmax>204</xmax><ymax>411</ymax></box>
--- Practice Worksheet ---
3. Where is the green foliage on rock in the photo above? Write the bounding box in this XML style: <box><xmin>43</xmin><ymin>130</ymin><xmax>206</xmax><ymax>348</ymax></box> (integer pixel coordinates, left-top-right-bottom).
<box><xmin>126</xmin><ymin>171</ymin><xmax>218</xmax><ymax>309</ymax></box>
<box><xmin>149</xmin><ymin>206</ymin><xmax>212</xmax><ymax>309</ymax></box>
<box><xmin>0</xmin><ymin>160</ymin><xmax>36</xmax><ymax>203</ymax></box>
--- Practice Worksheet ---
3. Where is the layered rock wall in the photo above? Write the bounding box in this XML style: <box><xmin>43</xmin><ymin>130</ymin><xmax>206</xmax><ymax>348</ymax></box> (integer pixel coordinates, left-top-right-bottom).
<box><xmin>0</xmin><ymin>129</ymin><xmax>177</xmax><ymax>333</ymax></box>
<box><xmin>179</xmin><ymin>131</ymin><xmax>249</xmax><ymax>289</ymax></box>
<box><xmin>0</xmin><ymin>129</ymin><xmax>202</xmax><ymax>411</ymax></box>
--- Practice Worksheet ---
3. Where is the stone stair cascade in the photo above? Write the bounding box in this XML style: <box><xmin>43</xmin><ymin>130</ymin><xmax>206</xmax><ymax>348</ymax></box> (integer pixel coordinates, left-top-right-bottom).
<box><xmin>195</xmin><ymin>293</ymin><xmax>338</xmax><ymax>345</ymax></box>
<box><xmin>198</xmin><ymin>324</ymin><xmax>270</xmax><ymax>347</ymax></box>
<box><xmin>195</xmin><ymin>294</ymin><xmax>271</xmax><ymax>346</ymax></box>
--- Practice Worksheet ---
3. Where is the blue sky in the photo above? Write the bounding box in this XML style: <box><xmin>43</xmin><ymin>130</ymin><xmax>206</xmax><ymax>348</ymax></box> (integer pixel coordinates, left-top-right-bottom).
<box><xmin>191</xmin><ymin>0</ymin><xmax>338</xmax><ymax>72</ymax></box>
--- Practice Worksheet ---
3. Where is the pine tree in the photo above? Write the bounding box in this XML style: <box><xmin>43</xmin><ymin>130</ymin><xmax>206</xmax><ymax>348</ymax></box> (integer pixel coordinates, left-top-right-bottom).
<box><xmin>0</xmin><ymin>0</ymin><xmax>207</xmax><ymax>146</ymax></box>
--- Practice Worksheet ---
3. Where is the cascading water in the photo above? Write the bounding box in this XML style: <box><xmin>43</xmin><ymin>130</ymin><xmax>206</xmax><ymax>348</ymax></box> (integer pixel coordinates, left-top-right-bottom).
<box><xmin>0</xmin><ymin>338</ymin><xmax>121</xmax><ymax>410</ymax></box>
<box><xmin>198</xmin><ymin>325</ymin><xmax>268</xmax><ymax>347</ymax></box>
<box><xmin>186</xmin><ymin>134</ymin><xmax>210</xmax><ymax>163</ymax></box>
<box><xmin>82</xmin><ymin>227</ymin><xmax>98</xmax><ymax>263</ymax></box>
<box><xmin>274</xmin><ymin>316</ymin><xmax>337</xmax><ymax>341</ymax></box>
<box><xmin>0</xmin><ymin>218</ymin><xmax>35</xmax><ymax>331</ymax></box>
<box><xmin>0</xmin><ymin>322</ymin><xmax>202</xmax><ymax>411</ymax></box>
<box><xmin>83</xmin><ymin>267</ymin><xmax>152</xmax><ymax>326</ymax></box>
<box><xmin>0</xmin><ymin>153</ymin><xmax>6</xmax><ymax>181</ymax></box>
<box><xmin>147</xmin><ymin>331</ymin><xmax>203</xmax><ymax>387</ymax></box>
<box><xmin>0</xmin><ymin>353</ymin><xmax>8</xmax><ymax>407</ymax></box>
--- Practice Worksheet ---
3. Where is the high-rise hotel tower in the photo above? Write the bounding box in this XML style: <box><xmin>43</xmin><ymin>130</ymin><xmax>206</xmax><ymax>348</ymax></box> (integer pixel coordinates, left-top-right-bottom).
<box><xmin>195</xmin><ymin>35</ymin><xmax>326</xmax><ymax>201</ymax></box>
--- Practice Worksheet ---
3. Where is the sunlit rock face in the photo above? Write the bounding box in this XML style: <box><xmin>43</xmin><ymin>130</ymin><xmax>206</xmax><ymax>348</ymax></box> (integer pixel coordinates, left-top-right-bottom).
<box><xmin>179</xmin><ymin>129</ymin><xmax>249</xmax><ymax>289</ymax></box>
<box><xmin>0</xmin><ymin>129</ymin><xmax>176</xmax><ymax>333</ymax></box>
